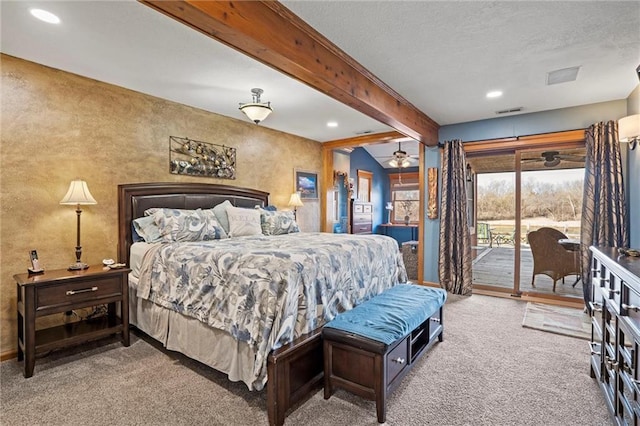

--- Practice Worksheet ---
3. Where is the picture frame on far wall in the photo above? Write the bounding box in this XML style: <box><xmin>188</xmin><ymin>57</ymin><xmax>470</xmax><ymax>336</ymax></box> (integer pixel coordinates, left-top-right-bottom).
<box><xmin>294</xmin><ymin>169</ymin><xmax>319</xmax><ymax>199</ymax></box>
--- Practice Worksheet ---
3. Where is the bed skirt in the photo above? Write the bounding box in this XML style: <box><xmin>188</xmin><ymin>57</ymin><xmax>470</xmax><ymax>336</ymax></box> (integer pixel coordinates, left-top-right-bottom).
<box><xmin>128</xmin><ymin>274</ymin><xmax>262</xmax><ymax>390</ymax></box>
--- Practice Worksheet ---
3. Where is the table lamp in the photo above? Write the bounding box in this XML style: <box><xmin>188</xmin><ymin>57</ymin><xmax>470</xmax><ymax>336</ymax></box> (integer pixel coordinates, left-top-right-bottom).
<box><xmin>288</xmin><ymin>192</ymin><xmax>304</xmax><ymax>220</ymax></box>
<box><xmin>60</xmin><ymin>179</ymin><xmax>97</xmax><ymax>270</ymax></box>
<box><xmin>385</xmin><ymin>202</ymin><xmax>393</xmax><ymax>224</ymax></box>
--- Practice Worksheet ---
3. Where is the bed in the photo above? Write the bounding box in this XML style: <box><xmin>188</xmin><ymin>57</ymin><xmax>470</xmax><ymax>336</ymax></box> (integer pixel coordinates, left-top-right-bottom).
<box><xmin>117</xmin><ymin>182</ymin><xmax>407</xmax><ymax>425</ymax></box>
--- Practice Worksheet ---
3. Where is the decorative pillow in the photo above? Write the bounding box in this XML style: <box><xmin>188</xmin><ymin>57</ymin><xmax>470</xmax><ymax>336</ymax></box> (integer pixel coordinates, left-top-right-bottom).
<box><xmin>255</xmin><ymin>204</ymin><xmax>277</xmax><ymax>212</ymax></box>
<box><xmin>260</xmin><ymin>210</ymin><xmax>300</xmax><ymax>235</ymax></box>
<box><xmin>226</xmin><ymin>205</ymin><xmax>262</xmax><ymax>237</ymax></box>
<box><xmin>212</xmin><ymin>200</ymin><xmax>233</xmax><ymax>234</ymax></box>
<box><xmin>132</xmin><ymin>215</ymin><xmax>163</xmax><ymax>243</ymax></box>
<box><xmin>153</xmin><ymin>208</ymin><xmax>226</xmax><ymax>242</ymax></box>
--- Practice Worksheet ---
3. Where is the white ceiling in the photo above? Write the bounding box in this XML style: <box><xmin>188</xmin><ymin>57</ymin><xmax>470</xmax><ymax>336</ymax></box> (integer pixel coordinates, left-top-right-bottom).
<box><xmin>2</xmin><ymin>1</ymin><xmax>639</xmax><ymax>169</ymax></box>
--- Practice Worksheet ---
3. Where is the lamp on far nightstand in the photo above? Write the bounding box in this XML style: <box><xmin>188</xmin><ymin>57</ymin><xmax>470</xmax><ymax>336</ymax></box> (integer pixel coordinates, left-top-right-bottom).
<box><xmin>385</xmin><ymin>202</ymin><xmax>394</xmax><ymax>224</ymax></box>
<box><xmin>60</xmin><ymin>179</ymin><xmax>97</xmax><ymax>270</ymax></box>
<box><xmin>288</xmin><ymin>192</ymin><xmax>304</xmax><ymax>220</ymax></box>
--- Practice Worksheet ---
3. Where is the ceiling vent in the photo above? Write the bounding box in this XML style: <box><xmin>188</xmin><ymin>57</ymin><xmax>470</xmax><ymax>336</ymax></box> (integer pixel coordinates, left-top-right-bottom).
<box><xmin>495</xmin><ymin>107</ymin><xmax>523</xmax><ymax>115</ymax></box>
<box><xmin>546</xmin><ymin>66</ymin><xmax>580</xmax><ymax>85</ymax></box>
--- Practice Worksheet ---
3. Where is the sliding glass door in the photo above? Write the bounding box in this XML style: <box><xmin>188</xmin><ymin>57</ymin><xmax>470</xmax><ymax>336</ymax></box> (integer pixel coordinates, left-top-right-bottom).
<box><xmin>518</xmin><ymin>148</ymin><xmax>585</xmax><ymax>299</ymax></box>
<box><xmin>468</xmin><ymin>138</ymin><xmax>585</xmax><ymax>303</ymax></box>
<box><xmin>471</xmin><ymin>153</ymin><xmax>517</xmax><ymax>295</ymax></box>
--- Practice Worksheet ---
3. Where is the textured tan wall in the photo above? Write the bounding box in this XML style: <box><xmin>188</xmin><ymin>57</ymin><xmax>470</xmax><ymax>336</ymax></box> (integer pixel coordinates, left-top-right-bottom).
<box><xmin>0</xmin><ymin>55</ymin><xmax>322</xmax><ymax>355</ymax></box>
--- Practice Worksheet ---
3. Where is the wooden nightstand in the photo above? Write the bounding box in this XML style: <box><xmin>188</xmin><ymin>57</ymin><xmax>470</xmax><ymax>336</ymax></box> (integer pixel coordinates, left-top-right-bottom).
<box><xmin>14</xmin><ymin>265</ymin><xmax>130</xmax><ymax>378</ymax></box>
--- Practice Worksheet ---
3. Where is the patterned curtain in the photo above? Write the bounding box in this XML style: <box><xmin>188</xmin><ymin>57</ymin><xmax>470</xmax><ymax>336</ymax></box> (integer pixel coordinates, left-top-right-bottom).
<box><xmin>438</xmin><ymin>139</ymin><xmax>473</xmax><ymax>295</ymax></box>
<box><xmin>581</xmin><ymin>121</ymin><xmax>629</xmax><ymax>307</ymax></box>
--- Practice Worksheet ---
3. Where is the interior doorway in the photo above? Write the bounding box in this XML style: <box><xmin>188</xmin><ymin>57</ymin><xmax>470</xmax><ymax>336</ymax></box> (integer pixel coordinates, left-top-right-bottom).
<box><xmin>467</xmin><ymin>138</ymin><xmax>586</xmax><ymax>303</ymax></box>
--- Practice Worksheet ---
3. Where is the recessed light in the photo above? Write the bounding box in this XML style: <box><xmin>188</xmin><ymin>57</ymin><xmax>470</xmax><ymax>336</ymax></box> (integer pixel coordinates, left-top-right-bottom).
<box><xmin>30</xmin><ymin>9</ymin><xmax>60</xmax><ymax>24</ymax></box>
<box><xmin>327</xmin><ymin>121</ymin><xmax>338</xmax><ymax>128</ymax></box>
<box><xmin>486</xmin><ymin>91</ymin><xmax>503</xmax><ymax>99</ymax></box>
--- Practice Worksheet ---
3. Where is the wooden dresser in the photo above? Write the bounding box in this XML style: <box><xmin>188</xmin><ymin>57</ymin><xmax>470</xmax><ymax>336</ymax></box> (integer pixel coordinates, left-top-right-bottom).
<box><xmin>589</xmin><ymin>246</ymin><xmax>640</xmax><ymax>424</ymax></box>
<box><xmin>351</xmin><ymin>200</ymin><xmax>373</xmax><ymax>234</ymax></box>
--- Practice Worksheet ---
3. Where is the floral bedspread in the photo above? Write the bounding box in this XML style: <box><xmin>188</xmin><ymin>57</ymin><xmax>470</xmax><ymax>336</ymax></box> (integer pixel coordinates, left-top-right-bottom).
<box><xmin>136</xmin><ymin>232</ymin><xmax>407</xmax><ymax>389</ymax></box>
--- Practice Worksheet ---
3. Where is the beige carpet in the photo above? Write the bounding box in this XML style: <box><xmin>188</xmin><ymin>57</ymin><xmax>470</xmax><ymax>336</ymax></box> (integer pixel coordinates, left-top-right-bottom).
<box><xmin>522</xmin><ymin>302</ymin><xmax>591</xmax><ymax>340</ymax></box>
<box><xmin>1</xmin><ymin>295</ymin><xmax>610</xmax><ymax>426</ymax></box>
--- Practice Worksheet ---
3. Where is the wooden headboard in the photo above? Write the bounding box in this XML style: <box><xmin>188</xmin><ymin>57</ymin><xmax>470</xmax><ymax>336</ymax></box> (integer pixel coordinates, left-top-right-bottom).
<box><xmin>117</xmin><ymin>182</ymin><xmax>269</xmax><ymax>265</ymax></box>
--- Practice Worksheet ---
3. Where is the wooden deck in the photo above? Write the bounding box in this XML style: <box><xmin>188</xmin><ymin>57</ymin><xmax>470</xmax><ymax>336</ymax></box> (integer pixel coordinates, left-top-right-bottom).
<box><xmin>472</xmin><ymin>246</ymin><xmax>583</xmax><ymax>299</ymax></box>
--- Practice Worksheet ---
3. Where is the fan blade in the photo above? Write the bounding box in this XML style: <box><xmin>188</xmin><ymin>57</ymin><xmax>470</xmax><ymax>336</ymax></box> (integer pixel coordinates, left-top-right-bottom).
<box><xmin>556</xmin><ymin>155</ymin><xmax>585</xmax><ymax>162</ymax></box>
<box><xmin>544</xmin><ymin>158</ymin><xmax>561</xmax><ymax>167</ymax></box>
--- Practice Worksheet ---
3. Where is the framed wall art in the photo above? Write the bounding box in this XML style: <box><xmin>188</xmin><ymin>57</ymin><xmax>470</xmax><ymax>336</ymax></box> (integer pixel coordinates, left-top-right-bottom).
<box><xmin>295</xmin><ymin>170</ymin><xmax>319</xmax><ymax>199</ymax></box>
<box><xmin>169</xmin><ymin>136</ymin><xmax>236</xmax><ymax>179</ymax></box>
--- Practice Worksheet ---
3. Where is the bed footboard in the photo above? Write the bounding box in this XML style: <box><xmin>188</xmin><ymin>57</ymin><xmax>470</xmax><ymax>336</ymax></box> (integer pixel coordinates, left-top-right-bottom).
<box><xmin>267</xmin><ymin>329</ymin><xmax>323</xmax><ymax>426</ymax></box>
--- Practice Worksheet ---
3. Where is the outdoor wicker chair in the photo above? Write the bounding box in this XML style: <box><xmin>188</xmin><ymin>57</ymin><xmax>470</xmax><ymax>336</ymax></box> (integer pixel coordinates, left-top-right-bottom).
<box><xmin>527</xmin><ymin>227</ymin><xmax>581</xmax><ymax>292</ymax></box>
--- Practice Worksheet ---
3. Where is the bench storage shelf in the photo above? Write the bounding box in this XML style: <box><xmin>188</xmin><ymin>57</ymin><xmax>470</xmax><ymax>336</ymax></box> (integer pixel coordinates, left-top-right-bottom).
<box><xmin>322</xmin><ymin>285</ymin><xmax>446</xmax><ymax>423</ymax></box>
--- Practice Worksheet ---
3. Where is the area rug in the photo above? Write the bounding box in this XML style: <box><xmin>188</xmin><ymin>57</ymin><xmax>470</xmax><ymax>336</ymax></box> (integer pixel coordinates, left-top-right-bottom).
<box><xmin>522</xmin><ymin>302</ymin><xmax>591</xmax><ymax>340</ymax></box>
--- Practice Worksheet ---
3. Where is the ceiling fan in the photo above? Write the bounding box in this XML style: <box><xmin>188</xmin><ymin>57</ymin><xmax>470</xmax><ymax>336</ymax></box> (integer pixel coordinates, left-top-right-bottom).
<box><xmin>387</xmin><ymin>143</ymin><xmax>418</xmax><ymax>168</ymax></box>
<box><xmin>521</xmin><ymin>150</ymin><xmax>585</xmax><ymax>167</ymax></box>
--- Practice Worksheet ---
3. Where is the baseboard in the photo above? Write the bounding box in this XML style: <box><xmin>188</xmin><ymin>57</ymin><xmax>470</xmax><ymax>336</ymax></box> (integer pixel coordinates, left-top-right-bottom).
<box><xmin>419</xmin><ymin>281</ymin><xmax>442</xmax><ymax>288</ymax></box>
<box><xmin>1</xmin><ymin>349</ymin><xmax>17</xmax><ymax>362</ymax></box>
<box><xmin>473</xmin><ymin>288</ymin><xmax>584</xmax><ymax>309</ymax></box>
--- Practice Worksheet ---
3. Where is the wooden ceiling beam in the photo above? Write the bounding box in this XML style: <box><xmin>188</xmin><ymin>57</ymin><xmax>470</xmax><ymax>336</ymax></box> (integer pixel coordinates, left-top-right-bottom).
<box><xmin>140</xmin><ymin>0</ymin><xmax>440</xmax><ymax>145</ymax></box>
<box><xmin>322</xmin><ymin>131</ymin><xmax>413</xmax><ymax>151</ymax></box>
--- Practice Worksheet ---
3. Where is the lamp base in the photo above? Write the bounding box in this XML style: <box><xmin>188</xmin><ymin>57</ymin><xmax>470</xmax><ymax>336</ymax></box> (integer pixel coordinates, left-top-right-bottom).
<box><xmin>68</xmin><ymin>262</ymin><xmax>89</xmax><ymax>271</ymax></box>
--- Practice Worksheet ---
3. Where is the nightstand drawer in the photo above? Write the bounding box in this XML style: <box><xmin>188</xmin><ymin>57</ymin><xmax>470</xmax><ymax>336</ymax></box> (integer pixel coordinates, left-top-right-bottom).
<box><xmin>353</xmin><ymin>224</ymin><xmax>372</xmax><ymax>234</ymax></box>
<box><xmin>36</xmin><ymin>276</ymin><xmax>123</xmax><ymax>312</ymax></box>
<box><xmin>352</xmin><ymin>213</ymin><xmax>371</xmax><ymax>223</ymax></box>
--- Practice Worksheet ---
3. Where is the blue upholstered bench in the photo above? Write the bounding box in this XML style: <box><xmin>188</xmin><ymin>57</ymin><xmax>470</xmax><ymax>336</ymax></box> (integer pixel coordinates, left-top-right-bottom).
<box><xmin>322</xmin><ymin>284</ymin><xmax>447</xmax><ymax>423</ymax></box>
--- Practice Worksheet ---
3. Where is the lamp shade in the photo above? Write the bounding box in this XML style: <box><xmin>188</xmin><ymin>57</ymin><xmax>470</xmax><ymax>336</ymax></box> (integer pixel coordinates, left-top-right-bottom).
<box><xmin>619</xmin><ymin>114</ymin><xmax>640</xmax><ymax>142</ymax></box>
<box><xmin>60</xmin><ymin>180</ymin><xmax>97</xmax><ymax>205</ymax></box>
<box><xmin>239</xmin><ymin>103</ymin><xmax>273</xmax><ymax>124</ymax></box>
<box><xmin>389</xmin><ymin>157</ymin><xmax>411</xmax><ymax>168</ymax></box>
<box><xmin>239</xmin><ymin>88</ymin><xmax>273</xmax><ymax>124</ymax></box>
<box><xmin>288</xmin><ymin>192</ymin><xmax>304</xmax><ymax>208</ymax></box>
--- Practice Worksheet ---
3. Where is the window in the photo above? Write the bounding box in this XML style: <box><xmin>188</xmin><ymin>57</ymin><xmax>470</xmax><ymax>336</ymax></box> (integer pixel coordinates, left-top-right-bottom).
<box><xmin>389</xmin><ymin>172</ymin><xmax>419</xmax><ymax>224</ymax></box>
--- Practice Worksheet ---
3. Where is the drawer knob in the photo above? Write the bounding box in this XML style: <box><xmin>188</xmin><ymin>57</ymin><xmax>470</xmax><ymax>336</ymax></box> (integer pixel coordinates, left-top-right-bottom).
<box><xmin>392</xmin><ymin>357</ymin><xmax>405</xmax><ymax>364</ymax></box>
<box><xmin>591</xmin><ymin>268</ymin><xmax>600</xmax><ymax>274</ymax></box>
<box><xmin>608</xmin><ymin>289</ymin><xmax>620</xmax><ymax>295</ymax></box>
<box><xmin>622</xmin><ymin>303</ymin><xmax>639</xmax><ymax>312</ymax></box>
<box><xmin>589</xmin><ymin>302</ymin><xmax>602</xmax><ymax>313</ymax></box>
<box><xmin>66</xmin><ymin>286</ymin><xmax>98</xmax><ymax>296</ymax></box>
<box><xmin>605</xmin><ymin>357</ymin><xmax>619</xmax><ymax>371</ymax></box>
<box><xmin>430</xmin><ymin>317</ymin><xmax>441</xmax><ymax>323</ymax></box>
<box><xmin>589</xmin><ymin>342</ymin><xmax>599</xmax><ymax>355</ymax></box>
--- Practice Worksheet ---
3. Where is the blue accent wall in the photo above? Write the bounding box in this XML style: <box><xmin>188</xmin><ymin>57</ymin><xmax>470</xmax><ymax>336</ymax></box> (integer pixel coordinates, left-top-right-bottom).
<box><xmin>425</xmin><ymin>99</ymin><xmax>633</xmax><ymax>284</ymax></box>
<box><xmin>350</xmin><ymin>147</ymin><xmax>388</xmax><ymax>233</ymax></box>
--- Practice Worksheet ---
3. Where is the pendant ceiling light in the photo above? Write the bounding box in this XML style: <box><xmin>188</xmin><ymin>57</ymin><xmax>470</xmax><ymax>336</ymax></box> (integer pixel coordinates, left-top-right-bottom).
<box><xmin>239</xmin><ymin>88</ymin><xmax>272</xmax><ymax>124</ymax></box>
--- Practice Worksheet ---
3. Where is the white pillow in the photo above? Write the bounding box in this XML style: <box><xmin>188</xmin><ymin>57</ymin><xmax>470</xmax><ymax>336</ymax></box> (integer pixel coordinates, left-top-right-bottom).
<box><xmin>132</xmin><ymin>215</ymin><xmax>162</xmax><ymax>243</ymax></box>
<box><xmin>226</xmin><ymin>205</ymin><xmax>262</xmax><ymax>237</ymax></box>
<box><xmin>212</xmin><ymin>200</ymin><xmax>232</xmax><ymax>234</ymax></box>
